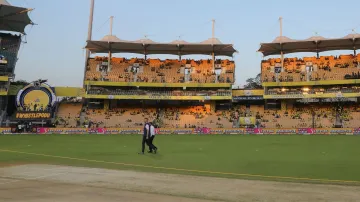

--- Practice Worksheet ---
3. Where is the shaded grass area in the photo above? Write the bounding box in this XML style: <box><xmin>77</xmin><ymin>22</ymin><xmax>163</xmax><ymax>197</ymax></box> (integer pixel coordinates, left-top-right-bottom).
<box><xmin>0</xmin><ymin>134</ymin><xmax>360</xmax><ymax>184</ymax></box>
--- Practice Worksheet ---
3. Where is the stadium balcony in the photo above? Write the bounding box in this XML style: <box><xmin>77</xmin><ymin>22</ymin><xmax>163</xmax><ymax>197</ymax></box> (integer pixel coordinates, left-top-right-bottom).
<box><xmin>261</xmin><ymin>54</ymin><xmax>360</xmax><ymax>87</ymax></box>
<box><xmin>84</xmin><ymin>57</ymin><xmax>235</xmax><ymax>87</ymax></box>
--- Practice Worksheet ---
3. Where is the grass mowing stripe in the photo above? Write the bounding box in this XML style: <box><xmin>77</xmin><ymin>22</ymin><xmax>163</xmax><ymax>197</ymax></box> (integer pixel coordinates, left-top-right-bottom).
<box><xmin>1</xmin><ymin>149</ymin><xmax>360</xmax><ymax>185</ymax></box>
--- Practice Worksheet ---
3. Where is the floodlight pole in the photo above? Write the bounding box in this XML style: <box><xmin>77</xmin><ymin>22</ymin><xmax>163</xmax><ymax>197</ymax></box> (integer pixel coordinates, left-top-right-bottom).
<box><xmin>110</xmin><ymin>16</ymin><xmax>113</xmax><ymax>36</ymax></box>
<box><xmin>212</xmin><ymin>19</ymin><xmax>215</xmax><ymax>74</ymax></box>
<box><xmin>83</xmin><ymin>0</ymin><xmax>95</xmax><ymax>86</ymax></box>
<box><xmin>279</xmin><ymin>17</ymin><xmax>284</xmax><ymax>71</ymax></box>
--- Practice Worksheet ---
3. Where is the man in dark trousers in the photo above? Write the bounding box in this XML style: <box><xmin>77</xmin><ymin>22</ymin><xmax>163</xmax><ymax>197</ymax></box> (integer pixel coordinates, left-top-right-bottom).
<box><xmin>148</xmin><ymin>122</ymin><xmax>158</xmax><ymax>153</ymax></box>
<box><xmin>139</xmin><ymin>118</ymin><xmax>154</xmax><ymax>154</ymax></box>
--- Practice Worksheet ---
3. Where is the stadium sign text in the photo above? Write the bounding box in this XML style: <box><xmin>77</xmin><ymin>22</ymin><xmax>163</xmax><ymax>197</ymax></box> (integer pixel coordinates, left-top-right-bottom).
<box><xmin>15</xmin><ymin>112</ymin><xmax>51</xmax><ymax>119</ymax></box>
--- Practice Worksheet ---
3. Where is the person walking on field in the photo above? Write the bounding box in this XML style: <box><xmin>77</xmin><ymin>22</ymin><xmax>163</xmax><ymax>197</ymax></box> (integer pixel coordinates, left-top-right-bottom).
<box><xmin>148</xmin><ymin>122</ymin><xmax>158</xmax><ymax>154</ymax></box>
<box><xmin>139</xmin><ymin>118</ymin><xmax>155</xmax><ymax>155</ymax></box>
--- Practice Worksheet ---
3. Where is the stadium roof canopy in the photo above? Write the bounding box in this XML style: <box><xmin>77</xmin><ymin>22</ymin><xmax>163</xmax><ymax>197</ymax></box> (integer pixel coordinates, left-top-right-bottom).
<box><xmin>0</xmin><ymin>0</ymin><xmax>33</xmax><ymax>34</ymax></box>
<box><xmin>86</xmin><ymin>35</ymin><xmax>237</xmax><ymax>57</ymax></box>
<box><xmin>258</xmin><ymin>34</ymin><xmax>360</xmax><ymax>56</ymax></box>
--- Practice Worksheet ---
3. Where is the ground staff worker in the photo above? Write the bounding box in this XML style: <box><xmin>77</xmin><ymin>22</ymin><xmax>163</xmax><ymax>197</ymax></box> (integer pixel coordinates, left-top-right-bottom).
<box><xmin>139</xmin><ymin>118</ymin><xmax>155</xmax><ymax>155</ymax></box>
<box><xmin>148</xmin><ymin>122</ymin><xmax>158</xmax><ymax>153</ymax></box>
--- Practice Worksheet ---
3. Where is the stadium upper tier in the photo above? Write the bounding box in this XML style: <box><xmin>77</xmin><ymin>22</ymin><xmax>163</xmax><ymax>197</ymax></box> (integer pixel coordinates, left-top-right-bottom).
<box><xmin>262</xmin><ymin>54</ymin><xmax>360</xmax><ymax>85</ymax></box>
<box><xmin>85</xmin><ymin>57</ymin><xmax>235</xmax><ymax>84</ymax></box>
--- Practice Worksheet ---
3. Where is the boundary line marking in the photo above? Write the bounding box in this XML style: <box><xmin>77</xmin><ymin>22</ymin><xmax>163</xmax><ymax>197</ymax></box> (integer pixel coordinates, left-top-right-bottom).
<box><xmin>1</xmin><ymin>149</ymin><xmax>359</xmax><ymax>184</ymax></box>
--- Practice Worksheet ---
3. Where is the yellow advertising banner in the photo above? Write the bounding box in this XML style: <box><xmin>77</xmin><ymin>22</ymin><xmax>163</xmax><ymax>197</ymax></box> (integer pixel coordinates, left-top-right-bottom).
<box><xmin>232</xmin><ymin>89</ymin><xmax>264</xmax><ymax>96</ymax></box>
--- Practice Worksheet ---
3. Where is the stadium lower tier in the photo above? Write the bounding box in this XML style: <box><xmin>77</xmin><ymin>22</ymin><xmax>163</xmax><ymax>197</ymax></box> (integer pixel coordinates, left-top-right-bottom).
<box><xmin>55</xmin><ymin>100</ymin><xmax>360</xmax><ymax>129</ymax></box>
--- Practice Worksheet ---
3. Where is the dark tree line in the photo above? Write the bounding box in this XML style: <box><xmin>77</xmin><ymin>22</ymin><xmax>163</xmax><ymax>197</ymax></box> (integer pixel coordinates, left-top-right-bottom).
<box><xmin>243</xmin><ymin>73</ymin><xmax>262</xmax><ymax>89</ymax></box>
<box><xmin>10</xmin><ymin>79</ymin><xmax>30</xmax><ymax>85</ymax></box>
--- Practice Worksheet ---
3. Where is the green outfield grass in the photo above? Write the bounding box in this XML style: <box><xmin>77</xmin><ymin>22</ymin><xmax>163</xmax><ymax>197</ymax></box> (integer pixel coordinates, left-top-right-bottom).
<box><xmin>0</xmin><ymin>134</ymin><xmax>360</xmax><ymax>184</ymax></box>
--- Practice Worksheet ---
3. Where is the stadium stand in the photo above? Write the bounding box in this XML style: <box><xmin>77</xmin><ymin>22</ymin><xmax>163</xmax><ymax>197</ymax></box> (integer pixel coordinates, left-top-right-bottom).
<box><xmin>55</xmin><ymin>100</ymin><xmax>82</xmax><ymax>128</ymax></box>
<box><xmin>261</xmin><ymin>54</ymin><xmax>360</xmax><ymax>82</ymax></box>
<box><xmin>76</xmin><ymin>103</ymin><xmax>359</xmax><ymax>129</ymax></box>
<box><xmin>85</xmin><ymin>57</ymin><xmax>235</xmax><ymax>84</ymax></box>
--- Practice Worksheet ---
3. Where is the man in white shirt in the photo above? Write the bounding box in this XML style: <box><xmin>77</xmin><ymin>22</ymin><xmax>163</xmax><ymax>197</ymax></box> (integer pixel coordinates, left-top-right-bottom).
<box><xmin>148</xmin><ymin>122</ymin><xmax>158</xmax><ymax>154</ymax></box>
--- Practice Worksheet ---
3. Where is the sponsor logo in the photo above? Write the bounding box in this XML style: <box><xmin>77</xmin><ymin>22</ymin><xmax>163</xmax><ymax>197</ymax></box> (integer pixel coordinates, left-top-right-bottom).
<box><xmin>119</xmin><ymin>129</ymin><xmax>141</xmax><ymax>134</ymax></box>
<box><xmin>297</xmin><ymin>128</ymin><xmax>314</xmax><ymax>134</ymax></box>
<box><xmin>173</xmin><ymin>129</ymin><xmax>193</xmax><ymax>134</ymax></box>
<box><xmin>262</xmin><ymin>129</ymin><xmax>275</xmax><ymax>134</ymax></box>
<box><xmin>224</xmin><ymin>129</ymin><xmax>244</xmax><ymax>134</ymax></box>
<box><xmin>329</xmin><ymin>129</ymin><xmax>353</xmax><ymax>134</ymax></box>
<box><xmin>314</xmin><ymin>129</ymin><xmax>329</xmax><ymax>134</ymax></box>
<box><xmin>149</xmin><ymin>96</ymin><xmax>172</xmax><ymax>100</ymax></box>
<box><xmin>276</xmin><ymin>129</ymin><xmax>297</xmax><ymax>134</ymax></box>
<box><xmin>157</xmin><ymin>129</ymin><xmax>173</xmax><ymax>134</ymax></box>
<box><xmin>353</xmin><ymin>129</ymin><xmax>360</xmax><ymax>135</ymax></box>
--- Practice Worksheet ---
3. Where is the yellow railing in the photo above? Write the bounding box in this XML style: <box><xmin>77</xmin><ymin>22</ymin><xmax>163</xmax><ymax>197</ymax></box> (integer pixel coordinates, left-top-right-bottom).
<box><xmin>264</xmin><ymin>92</ymin><xmax>360</xmax><ymax>99</ymax></box>
<box><xmin>262</xmin><ymin>79</ymin><xmax>360</xmax><ymax>87</ymax></box>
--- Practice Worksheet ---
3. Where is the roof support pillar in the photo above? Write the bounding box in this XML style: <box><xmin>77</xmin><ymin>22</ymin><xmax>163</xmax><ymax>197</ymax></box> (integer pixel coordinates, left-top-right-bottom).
<box><xmin>143</xmin><ymin>44</ymin><xmax>149</xmax><ymax>60</ymax></box>
<box><xmin>108</xmin><ymin>43</ymin><xmax>112</xmax><ymax>71</ymax></box>
<box><xmin>280</xmin><ymin>50</ymin><xmax>284</xmax><ymax>72</ymax></box>
<box><xmin>353</xmin><ymin>39</ymin><xmax>357</xmax><ymax>56</ymax></box>
<box><xmin>178</xmin><ymin>45</ymin><xmax>183</xmax><ymax>61</ymax></box>
<box><xmin>316</xmin><ymin>42</ymin><xmax>319</xmax><ymax>59</ymax></box>
<box><xmin>212</xmin><ymin>51</ymin><xmax>215</xmax><ymax>70</ymax></box>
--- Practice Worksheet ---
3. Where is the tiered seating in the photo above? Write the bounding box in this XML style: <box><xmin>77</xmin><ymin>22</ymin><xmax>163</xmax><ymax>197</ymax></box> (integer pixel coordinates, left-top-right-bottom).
<box><xmin>80</xmin><ymin>103</ymin><xmax>360</xmax><ymax>128</ymax></box>
<box><xmin>262</xmin><ymin>54</ymin><xmax>360</xmax><ymax>82</ymax></box>
<box><xmin>85</xmin><ymin>108</ymin><xmax>157</xmax><ymax>128</ymax></box>
<box><xmin>56</xmin><ymin>102</ymin><xmax>82</xmax><ymax>127</ymax></box>
<box><xmin>85</xmin><ymin>57</ymin><xmax>235</xmax><ymax>83</ymax></box>
<box><xmin>86</xmin><ymin>57</ymin><xmax>134</xmax><ymax>82</ymax></box>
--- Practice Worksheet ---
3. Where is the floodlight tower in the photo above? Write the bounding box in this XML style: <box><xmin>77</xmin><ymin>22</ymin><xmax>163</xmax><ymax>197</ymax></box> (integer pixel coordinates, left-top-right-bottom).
<box><xmin>83</xmin><ymin>0</ymin><xmax>95</xmax><ymax>86</ymax></box>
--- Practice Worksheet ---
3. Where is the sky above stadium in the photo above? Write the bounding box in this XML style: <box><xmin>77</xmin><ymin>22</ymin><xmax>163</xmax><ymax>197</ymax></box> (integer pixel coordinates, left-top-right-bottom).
<box><xmin>10</xmin><ymin>0</ymin><xmax>360</xmax><ymax>87</ymax></box>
